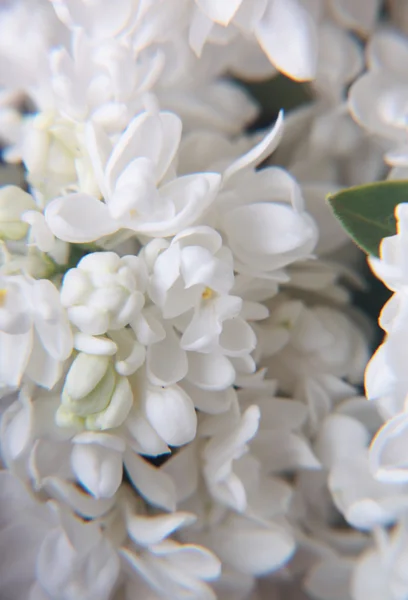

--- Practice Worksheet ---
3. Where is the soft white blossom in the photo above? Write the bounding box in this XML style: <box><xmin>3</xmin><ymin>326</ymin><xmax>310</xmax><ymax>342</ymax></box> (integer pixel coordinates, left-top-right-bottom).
<box><xmin>0</xmin><ymin>185</ymin><xmax>36</xmax><ymax>240</ymax></box>
<box><xmin>0</xmin><ymin>0</ymin><xmax>389</xmax><ymax>597</ymax></box>
<box><xmin>61</xmin><ymin>251</ymin><xmax>146</xmax><ymax>335</ymax></box>
<box><xmin>45</xmin><ymin>110</ymin><xmax>221</xmax><ymax>241</ymax></box>
<box><xmin>0</xmin><ymin>273</ymin><xmax>73</xmax><ymax>389</ymax></box>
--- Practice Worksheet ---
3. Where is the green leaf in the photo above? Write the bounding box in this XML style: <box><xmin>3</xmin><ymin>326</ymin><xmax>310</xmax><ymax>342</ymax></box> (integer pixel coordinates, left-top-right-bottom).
<box><xmin>327</xmin><ymin>180</ymin><xmax>408</xmax><ymax>257</ymax></box>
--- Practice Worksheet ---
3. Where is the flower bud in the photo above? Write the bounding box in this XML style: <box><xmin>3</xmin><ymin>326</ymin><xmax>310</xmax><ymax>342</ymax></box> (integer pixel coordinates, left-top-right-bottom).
<box><xmin>0</xmin><ymin>186</ymin><xmax>36</xmax><ymax>240</ymax></box>
<box><xmin>57</xmin><ymin>352</ymin><xmax>133</xmax><ymax>431</ymax></box>
<box><xmin>61</xmin><ymin>252</ymin><xmax>147</xmax><ymax>336</ymax></box>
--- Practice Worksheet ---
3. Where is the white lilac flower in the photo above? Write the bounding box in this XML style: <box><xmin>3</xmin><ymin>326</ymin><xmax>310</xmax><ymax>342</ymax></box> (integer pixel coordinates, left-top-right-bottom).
<box><xmin>49</xmin><ymin>0</ymin><xmax>136</xmax><ymax>41</ymax></box>
<box><xmin>0</xmin><ymin>185</ymin><xmax>37</xmax><ymax>240</ymax></box>
<box><xmin>49</xmin><ymin>30</ymin><xmax>163</xmax><ymax>132</ymax></box>
<box><xmin>143</xmin><ymin>227</ymin><xmax>258</xmax><ymax>388</ymax></box>
<box><xmin>0</xmin><ymin>468</ymin><xmax>221</xmax><ymax>600</ymax></box>
<box><xmin>239</xmin><ymin>390</ymin><xmax>320</xmax><ymax>473</ymax></box>
<box><xmin>45</xmin><ymin>109</ymin><xmax>221</xmax><ymax>242</ymax></box>
<box><xmin>118</xmin><ymin>486</ymin><xmax>221</xmax><ymax>600</ymax></box>
<box><xmin>0</xmin><ymin>0</ymin><xmax>65</xmax><ymax>108</ymax></box>
<box><xmin>1</xmin><ymin>377</ymin><xmax>197</xmax><ymax>502</ymax></box>
<box><xmin>349</xmin><ymin>27</ymin><xmax>408</xmax><ymax>171</ymax></box>
<box><xmin>0</xmin><ymin>470</ymin><xmax>120</xmax><ymax>600</ymax></box>
<box><xmin>258</xmin><ymin>297</ymin><xmax>368</xmax><ymax>397</ymax></box>
<box><xmin>304</xmin><ymin>555</ymin><xmax>355</xmax><ymax>600</ymax></box>
<box><xmin>280</xmin><ymin>104</ymin><xmax>384</xmax><ymax>259</ymax></box>
<box><xmin>0</xmin><ymin>273</ymin><xmax>73</xmax><ymax>389</ymax></box>
<box><xmin>21</xmin><ymin>111</ymin><xmax>84</xmax><ymax>204</ymax></box>
<box><xmin>61</xmin><ymin>251</ymin><xmax>147</xmax><ymax>336</ymax></box>
<box><xmin>162</xmin><ymin>393</ymin><xmax>296</xmax><ymax>582</ymax></box>
<box><xmin>365</xmin><ymin>205</ymin><xmax>408</xmax><ymax>417</ymax></box>
<box><xmin>352</xmin><ymin>521</ymin><xmax>408</xmax><ymax>600</ymax></box>
<box><xmin>189</xmin><ymin>0</ymin><xmax>319</xmax><ymax>81</ymax></box>
<box><xmin>315</xmin><ymin>412</ymin><xmax>408</xmax><ymax>530</ymax></box>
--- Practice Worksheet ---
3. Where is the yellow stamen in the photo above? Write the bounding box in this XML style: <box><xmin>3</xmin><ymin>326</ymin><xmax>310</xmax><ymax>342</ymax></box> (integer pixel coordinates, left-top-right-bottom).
<box><xmin>0</xmin><ymin>289</ymin><xmax>7</xmax><ymax>307</ymax></box>
<box><xmin>202</xmin><ymin>287</ymin><xmax>214</xmax><ymax>300</ymax></box>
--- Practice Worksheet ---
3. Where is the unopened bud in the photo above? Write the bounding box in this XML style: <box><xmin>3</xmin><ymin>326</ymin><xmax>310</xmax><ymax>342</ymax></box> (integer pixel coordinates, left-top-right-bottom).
<box><xmin>0</xmin><ymin>186</ymin><xmax>36</xmax><ymax>240</ymax></box>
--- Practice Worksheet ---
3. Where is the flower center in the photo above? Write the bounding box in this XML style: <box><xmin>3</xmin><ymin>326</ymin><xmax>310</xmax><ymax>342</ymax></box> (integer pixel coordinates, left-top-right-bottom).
<box><xmin>0</xmin><ymin>289</ymin><xmax>7</xmax><ymax>307</ymax></box>
<box><xmin>202</xmin><ymin>287</ymin><xmax>214</xmax><ymax>300</ymax></box>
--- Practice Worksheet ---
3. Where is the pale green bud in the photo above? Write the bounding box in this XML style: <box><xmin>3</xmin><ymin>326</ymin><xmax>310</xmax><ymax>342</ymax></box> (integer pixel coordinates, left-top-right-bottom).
<box><xmin>85</xmin><ymin>376</ymin><xmax>133</xmax><ymax>430</ymax></box>
<box><xmin>0</xmin><ymin>186</ymin><xmax>36</xmax><ymax>240</ymax></box>
<box><xmin>59</xmin><ymin>352</ymin><xmax>133</xmax><ymax>431</ymax></box>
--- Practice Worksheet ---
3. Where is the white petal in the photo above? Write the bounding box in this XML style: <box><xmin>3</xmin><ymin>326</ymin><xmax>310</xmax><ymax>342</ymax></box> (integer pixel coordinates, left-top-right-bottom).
<box><xmin>106</xmin><ymin>111</ymin><xmax>181</xmax><ymax>188</ymax></box>
<box><xmin>305</xmin><ymin>558</ymin><xmax>354</xmax><ymax>600</ymax></box>
<box><xmin>252</xmin><ymin>431</ymin><xmax>321</xmax><ymax>471</ymax></box>
<box><xmin>330</xmin><ymin>0</ymin><xmax>380</xmax><ymax>33</ymax></box>
<box><xmin>1</xmin><ymin>401</ymin><xmax>33</xmax><ymax>466</ymax></box>
<box><xmin>152</xmin><ymin>543</ymin><xmax>221</xmax><ymax>580</ymax></box>
<box><xmin>349</xmin><ymin>71</ymin><xmax>408</xmax><ymax>143</ymax></box>
<box><xmin>115</xmin><ymin>340</ymin><xmax>146</xmax><ymax>376</ymax></box>
<box><xmin>212</xmin><ymin>517</ymin><xmax>295</xmax><ymax>575</ymax></box>
<box><xmin>37</xmin><ymin>527</ymin><xmax>120</xmax><ymax>600</ymax></box>
<box><xmin>85</xmin><ymin>122</ymin><xmax>114</xmax><ymax>199</ymax></box>
<box><xmin>150</xmin><ymin>243</ymin><xmax>181</xmax><ymax>303</ymax></box>
<box><xmin>352</xmin><ymin>551</ymin><xmax>389</xmax><ymax>600</ymax></box>
<box><xmin>369</xmin><ymin>413</ymin><xmax>408</xmax><ymax>483</ymax></box>
<box><xmin>22</xmin><ymin>210</ymin><xmax>55</xmax><ymax>252</ymax></box>
<box><xmin>42</xmin><ymin>476</ymin><xmax>115</xmax><ymax>518</ymax></box>
<box><xmin>72</xmin><ymin>431</ymin><xmax>126</xmax><ymax>452</ymax></box>
<box><xmin>224</xmin><ymin>202</ymin><xmax>315</xmax><ymax>260</ymax></box>
<box><xmin>208</xmin><ymin>472</ymin><xmax>247</xmax><ymax>512</ymax></box>
<box><xmin>219</xmin><ymin>318</ymin><xmax>256</xmax><ymax>357</ymax></box>
<box><xmin>173</xmin><ymin>226</ymin><xmax>222</xmax><ymax>253</ymax></box>
<box><xmin>45</xmin><ymin>194</ymin><xmax>118</xmax><ymax>243</ymax></box>
<box><xmin>204</xmin><ymin>405</ymin><xmax>260</xmax><ymax>464</ymax></box>
<box><xmin>245</xmin><ymin>396</ymin><xmax>307</xmax><ymax>431</ymax></box>
<box><xmin>187</xmin><ymin>352</ymin><xmax>236</xmax><ymax>391</ymax></box>
<box><xmin>302</xmin><ymin>183</ymin><xmax>351</xmax><ymax>254</ymax></box>
<box><xmin>60</xmin><ymin>269</ymin><xmax>91</xmax><ymax>307</ymax></box>
<box><xmin>73</xmin><ymin>333</ymin><xmax>118</xmax><ymax>356</ymax></box>
<box><xmin>146</xmin><ymin>326</ymin><xmax>188</xmax><ymax>386</ymax></box>
<box><xmin>145</xmin><ymin>385</ymin><xmax>197</xmax><ymax>447</ymax></box>
<box><xmin>314</xmin><ymin>414</ymin><xmax>370</xmax><ymax>469</ymax></box>
<box><xmin>162</xmin><ymin>444</ymin><xmax>199</xmax><ymax>503</ymax></box>
<box><xmin>71</xmin><ymin>443</ymin><xmax>123</xmax><ymax>499</ymax></box>
<box><xmin>195</xmin><ymin>0</ymin><xmax>243</xmax><ymax>25</ymax></box>
<box><xmin>0</xmin><ymin>330</ymin><xmax>32</xmax><ymax>387</ymax></box>
<box><xmin>256</xmin><ymin>0</ymin><xmax>318</xmax><ymax>81</ymax></box>
<box><xmin>189</xmin><ymin>7</ymin><xmax>214</xmax><ymax>56</ymax></box>
<box><xmin>132</xmin><ymin>310</ymin><xmax>166</xmax><ymax>346</ymax></box>
<box><xmin>223</xmin><ymin>111</ymin><xmax>284</xmax><ymax>181</ymax></box>
<box><xmin>126</xmin><ymin>409</ymin><xmax>170</xmax><ymax>456</ymax></box>
<box><xmin>364</xmin><ymin>343</ymin><xmax>395</xmax><ymax>401</ymax></box>
<box><xmin>25</xmin><ymin>332</ymin><xmax>63</xmax><ymax>389</ymax></box>
<box><xmin>181</xmin><ymin>380</ymin><xmax>235</xmax><ymax>414</ymax></box>
<box><xmin>134</xmin><ymin>173</ymin><xmax>221</xmax><ymax>237</ymax></box>
<box><xmin>180</xmin><ymin>246</ymin><xmax>234</xmax><ymax>293</ymax></box>
<box><xmin>155</xmin><ymin>112</ymin><xmax>183</xmax><ymax>183</ymax></box>
<box><xmin>368</xmin><ymin>29</ymin><xmax>408</xmax><ymax>74</ymax></box>
<box><xmin>32</xmin><ymin>279</ymin><xmax>73</xmax><ymax>361</ymax></box>
<box><xmin>68</xmin><ymin>305</ymin><xmax>110</xmax><ymax>336</ymax></box>
<box><xmin>124</xmin><ymin>449</ymin><xmax>176</xmax><ymax>511</ymax></box>
<box><xmin>127</xmin><ymin>512</ymin><xmax>196</xmax><ymax>547</ymax></box>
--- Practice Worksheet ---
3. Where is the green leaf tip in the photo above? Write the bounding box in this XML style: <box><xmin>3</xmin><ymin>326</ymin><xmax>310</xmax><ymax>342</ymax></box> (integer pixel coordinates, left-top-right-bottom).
<box><xmin>327</xmin><ymin>180</ymin><xmax>408</xmax><ymax>257</ymax></box>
